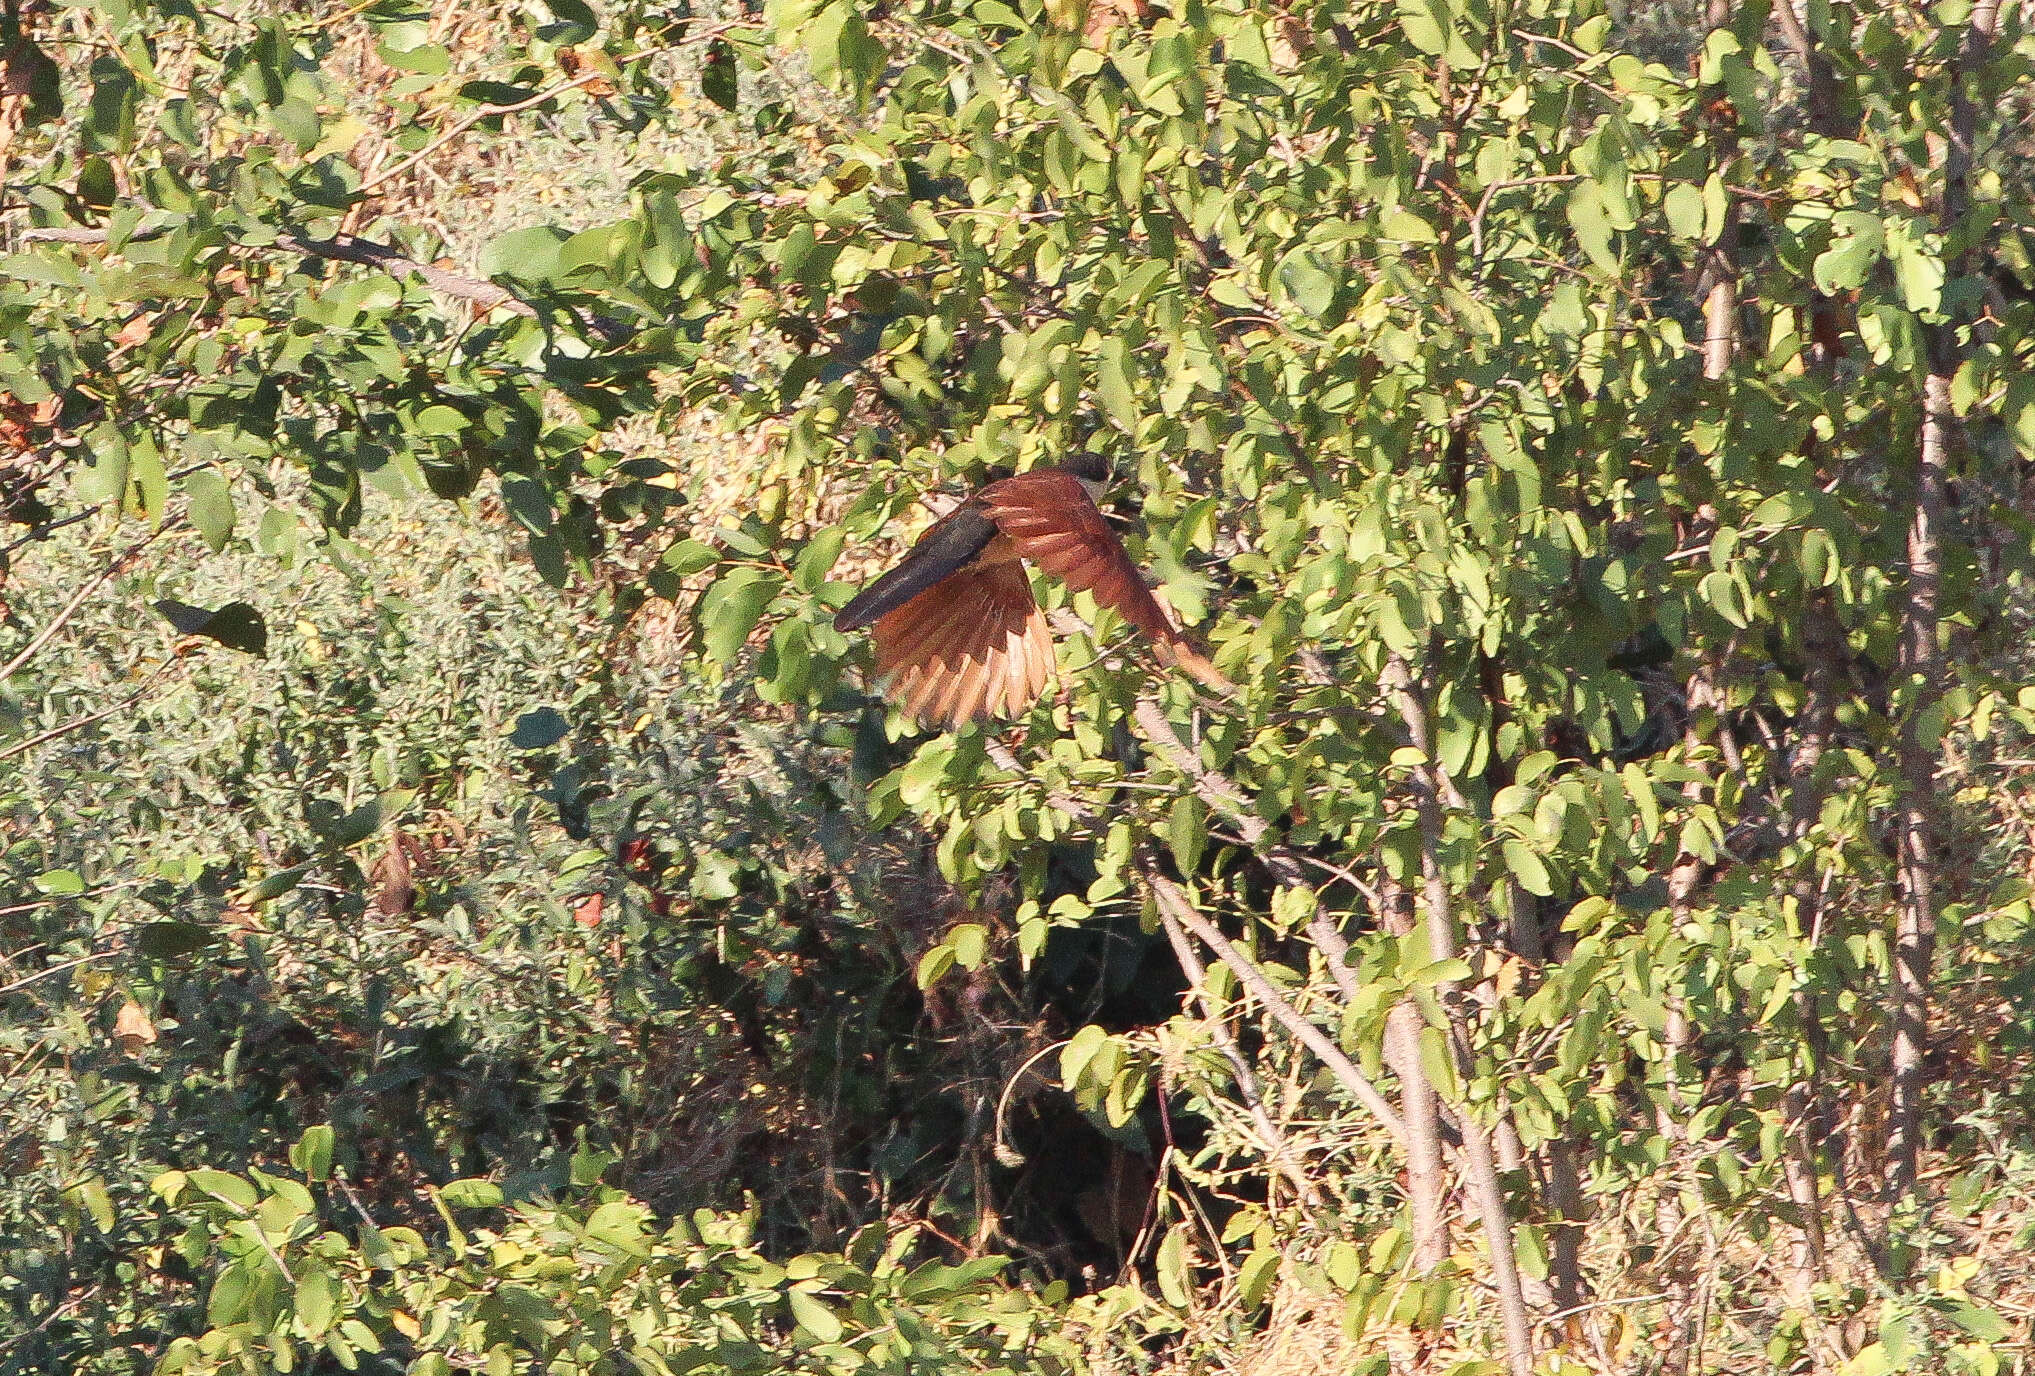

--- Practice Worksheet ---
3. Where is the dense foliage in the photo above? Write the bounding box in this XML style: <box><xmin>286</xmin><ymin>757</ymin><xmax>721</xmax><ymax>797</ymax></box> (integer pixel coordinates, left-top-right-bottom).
<box><xmin>7</xmin><ymin>0</ymin><xmax>2035</xmax><ymax>1371</ymax></box>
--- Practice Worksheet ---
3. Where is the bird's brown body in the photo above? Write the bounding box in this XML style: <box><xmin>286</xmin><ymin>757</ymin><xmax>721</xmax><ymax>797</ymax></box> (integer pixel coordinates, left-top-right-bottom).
<box><xmin>835</xmin><ymin>459</ymin><xmax>1226</xmax><ymax>727</ymax></box>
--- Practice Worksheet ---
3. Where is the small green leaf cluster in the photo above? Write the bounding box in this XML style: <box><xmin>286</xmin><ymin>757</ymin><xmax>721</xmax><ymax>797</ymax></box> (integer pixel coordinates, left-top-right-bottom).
<box><xmin>150</xmin><ymin>1130</ymin><xmax>1076</xmax><ymax>1376</ymax></box>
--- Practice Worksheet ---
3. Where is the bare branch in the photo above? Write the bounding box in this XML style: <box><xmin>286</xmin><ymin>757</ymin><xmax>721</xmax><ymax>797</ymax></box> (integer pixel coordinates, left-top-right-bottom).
<box><xmin>0</xmin><ymin>522</ymin><xmax>178</xmax><ymax>684</ymax></box>
<box><xmin>0</xmin><ymin>655</ymin><xmax>178</xmax><ymax>764</ymax></box>
<box><xmin>1140</xmin><ymin>856</ymin><xmax>1408</xmax><ymax>1145</ymax></box>
<box><xmin>1889</xmin><ymin>0</ymin><xmax>2002</xmax><ymax>1201</ymax></box>
<box><xmin>358</xmin><ymin>38</ymin><xmax>713</xmax><ymax>193</ymax></box>
<box><xmin>981</xmin><ymin>734</ymin><xmax>1401</xmax><ymax>1150</ymax></box>
<box><xmin>1380</xmin><ymin>652</ymin><xmax>1536</xmax><ymax>1373</ymax></box>
<box><xmin>24</xmin><ymin>225</ymin><xmax>543</xmax><ymax>321</ymax></box>
<box><xmin>1149</xmin><ymin>897</ymin><xmax>1327</xmax><ymax>1208</ymax></box>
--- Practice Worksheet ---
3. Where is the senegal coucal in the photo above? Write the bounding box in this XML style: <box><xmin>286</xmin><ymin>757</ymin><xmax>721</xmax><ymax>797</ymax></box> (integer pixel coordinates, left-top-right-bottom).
<box><xmin>834</xmin><ymin>455</ymin><xmax>1228</xmax><ymax>728</ymax></box>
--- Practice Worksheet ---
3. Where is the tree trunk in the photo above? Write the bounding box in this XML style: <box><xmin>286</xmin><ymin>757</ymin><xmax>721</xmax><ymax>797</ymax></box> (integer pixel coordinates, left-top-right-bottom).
<box><xmin>1378</xmin><ymin>875</ymin><xmax>1451</xmax><ymax>1271</ymax></box>
<box><xmin>1888</xmin><ymin>369</ymin><xmax>1949</xmax><ymax>1199</ymax></box>
<box><xmin>1382</xmin><ymin>654</ymin><xmax>1536</xmax><ymax>1376</ymax></box>
<box><xmin>1887</xmin><ymin>0</ymin><xmax>1999</xmax><ymax>1201</ymax></box>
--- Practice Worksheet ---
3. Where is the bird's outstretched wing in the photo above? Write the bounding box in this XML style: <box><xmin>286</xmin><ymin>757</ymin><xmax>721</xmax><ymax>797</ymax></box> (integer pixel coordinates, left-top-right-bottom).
<box><xmin>980</xmin><ymin>471</ymin><xmax>1232</xmax><ymax>693</ymax></box>
<box><xmin>866</xmin><ymin>558</ymin><xmax>1055</xmax><ymax>728</ymax></box>
<box><xmin>977</xmin><ymin>470</ymin><xmax>1186</xmax><ymax>646</ymax></box>
<box><xmin>835</xmin><ymin>505</ymin><xmax>1001</xmax><ymax>632</ymax></box>
<box><xmin>835</xmin><ymin>466</ymin><xmax>1230</xmax><ymax>728</ymax></box>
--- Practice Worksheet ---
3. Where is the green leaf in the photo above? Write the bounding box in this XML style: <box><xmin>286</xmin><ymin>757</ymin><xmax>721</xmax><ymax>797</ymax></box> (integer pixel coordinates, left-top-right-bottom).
<box><xmin>703</xmin><ymin>37</ymin><xmax>739</xmax><ymax>111</ymax></box>
<box><xmin>291</xmin><ymin>1126</ymin><xmax>335</xmax><ymax>1182</ymax></box>
<box><xmin>788</xmin><ymin>1288</ymin><xmax>844</xmax><ymax>1343</ymax></box>
<box><xmin>700</xmin><ymin>567</ymin><xmax>784</xmax><ymax>663</ymax></box>
<box><xmin>248</xmin><ymin>863</ymin><xmax>313</xmax><ymax>902</ymax></box>
<box><xmin>1948</xmin><ymin>1302</ymin><xmax>2008</xmax><ymax>1342</ymax></box>
<box><xmin>154</xmin><ymin>599</ymin><xmax>268</xmax><ymax>656</ymax></box>
<box><xmin>136</xmin><ymin>921</ymin><xmax>215</xmax><ymax>958</ymax></box>
<box><xmin>2006</xmin><ymin>378</ymin><xmax>2035</xmax><ymax>460</ymax></box>
<box><xmin>33</xmin><ymin>869</ymin><xmax>85</xmax><ymax>896</ymax></box>
<box><xmin>187</xmin><ymin>1168</ymin><xmax>258</xmax><ymax>1210</ymax></box>
<box><xmin>295</xmin><ymin>1269</ymin><xmax>338</xmax><ymax>1336</ymax></box>
<box><xmin>1798</xmin><ymin>528</ymin><xmax>1839</xmax><ymax>587</ymax></box>
<box><xmin>1060</xmin><ymin>1024</ymin><xmax>1110</xmax><ymax>1088</ymax></box>
<box><xmin>1167</xmin><ymin>795</ymin><xmax>1207</xmax><ymax>873</ymax></box>
<box><xmin>1378</xmin><ymin>207</ymin><xmax>1437</xmax><ymax>244</ymax></box>
<box><xmin>1395</xmin><ymin>0</ymin><xmax>1475</xmax><ymax>65</ymax></box>
<box><xmin>1238</xmin><ymin>1247</ymin><xmax>1279</xmax><ymax>1309</ymax></box>
<box><xmin>1697</xmin><ymin>569</ymin><xmax>1750</xmax><ymax>628</ymax></box>
<box><xmin>1887</xmin><ymin>221</ymin><xmax>1945</xmax><ymax>314</ymax></box>
<box><xmin>439</xmin><ymin>1178</ymin><xmax>504</xmax><ymax>1208</ymax></box>
<box><xmin>478</xmin><ymin>225</ymin><xmax>567</xmax><ymax>283</ymax></box>
<box><xmin>510</xmin><ymin>707</ymin><xmax>570</xmax><ymax>749</ymax></box>
<box><xmin>69</xmin><ymin>1176</ymin><xmax>115</xmax><ymax>1232</ymax></box>
<box><xmin>1278</xmin><ymin>250</ymin><xmax>1340</xmax><ymax>320</ymax></box>
<box><xmin>1812</xmin><ymin>212</ymin><xmax>1884</xmax><ymax>293</ymax></box>
<box><xmin>1156</xmin><ymin>1225</ymin><xmax>1191</xmax><ymax>1308</ymax></box>
<box><xmin>1501</xmin><ymin>840</ymin><xmax>1553</xmax><ymax>896</ymax></box>
<box><xmin>183</xmin><ymin>469</ymin><xmax>237</xmax><ymax>549</ymax></box>
<box><xmin>949</xmin><ymin>922</ymin><xmax>987</xmax><ymax>969</ymax></box>
<box><xmin>794</xmin><ymin>526</ymin><xmax>846</xmax><ymax>592</ymax></box>
<box><xmin>1663</xmin><ymin>184</ymin><xmax>1704</xmax><ymax>243</ymax></box>
<box><xmin>691</xmin><ymin>848</ymin><xmax>742</xmax><ymax>901</ymax></box>
<box><xmin>1621</xmin><ymin>764</ymin><xmax>1662</xmax><ymax>844</ymax></box>
<box><xmin>1095</xmin><ymin>336</ymin><xmax>1139</xmax><ymax>430</ymax></box>
<box><xmin>916</xmin><ymin>942</ymin><xmax>956</xmax><ymax>989</ymax></box>
<box><xmin>663</xmin><ymin>538</ymin><xmax>723</xmax><ymax>577</ymax></box>
<box><xmin>1565</xmin><ymin>181</ymin><xmax>1617</xmax><ymax>272</ymax></box>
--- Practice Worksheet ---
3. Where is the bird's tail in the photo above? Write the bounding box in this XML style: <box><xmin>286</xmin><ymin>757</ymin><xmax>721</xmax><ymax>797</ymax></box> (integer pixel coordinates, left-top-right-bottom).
<box><xmin>1156</xmin><ymin>639</ymin><xmax>1238</xmax><ymax>699</ymax></box>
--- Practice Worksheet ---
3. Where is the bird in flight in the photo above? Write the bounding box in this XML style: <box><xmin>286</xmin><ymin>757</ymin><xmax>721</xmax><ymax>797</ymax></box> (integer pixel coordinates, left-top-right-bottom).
<box><xmin>833</xmin><ymin>455</ymin><xmax>1229</xmax><ymax>728</ymax></box>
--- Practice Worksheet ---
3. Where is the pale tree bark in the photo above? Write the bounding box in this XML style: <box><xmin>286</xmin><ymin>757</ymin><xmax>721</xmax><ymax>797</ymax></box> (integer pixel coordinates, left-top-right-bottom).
<box><xmin>980</xmin><ymin>734</ymin><xmax>1405</xmax><ymax>1161</ymax></box>
<box><xmin>1141</xmin><ymin>861</ymin><xmax>1407</xmax><ymax>1142</ymax></box>
<box><xmin>1888</xmin><ymin>0</ymin><xmax>2000</xmax><ymax>1202</ymax></box>
<box><xmin>1151</xmin><ymin>901</ymin><xmax>1326</xmax><ymax>1210</ymax></box>
<box><xmin>1378</xmin><ymin>874</ymin><xmax>1451</xmax><ymax>1272</ymax></box>
<box><xmin>1646</xmin><ymin>9</ymin><xmax>1744</xmax><ymax>1363</ymax></box>
<box><xmin>1130</xmin><ymin>700</ymin><xmax>1450</xmax><ymax>1262</ymax></box>
<box><xmin>1889</xmin><ymin>372</ymin><xmax>1949</xmax><ymax>1200</ymax></box>
<box><xmin>1780</xmin><ymin>603</ymin><xmax>1840</xmax><ymax>1318</ymax></box>
<box><xmin>1381</xmin><ymin>654</ymin><xmax>1535</xmax><ymax>1376</ymax></box>
<box><xmin>1700</xmin><ymin>0</ymin><xmax>1739</xmax><ymax>381</ymax></box>
<box><xmin>1652</xmin><ymin>658</ymin><xmax>1722</xmax><ymax>1373</ymax></box>
<box><xmin>1766</xmin><ymin>0</ymin><xmax>1852</xmax><ymax>1311</ymax></box>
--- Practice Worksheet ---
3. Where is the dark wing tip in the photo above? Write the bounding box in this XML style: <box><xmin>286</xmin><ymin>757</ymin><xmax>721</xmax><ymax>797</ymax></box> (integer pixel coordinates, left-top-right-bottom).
<box><xmin>833</xmin><ymin>507</ymin><xmax>1001</xmax><ymax>636</ymax></box>
<box><xmin>834</xmin><ymin>597</ymin><xmax>878</xmax><ymax>632</ymax></box>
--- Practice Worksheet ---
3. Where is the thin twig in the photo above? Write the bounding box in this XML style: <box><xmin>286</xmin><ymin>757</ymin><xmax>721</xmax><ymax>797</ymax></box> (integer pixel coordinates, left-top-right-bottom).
<box><xmin>25</xmin><ymin>226</ymin><xmax>546</xmax><ymax>323</ymax></box>
<box><xmin>1149</xmin><ymin>889</ymin><xmax>1328</xmax><ymax>1208</ymax></box>
<box><xmin>1142</xmin><ymin>859</ymin><xmax>1407</xmax><ymax>1143</ymax></box>
<box><xmin>983</xmin><ymin>732</ymin><xmax>1406</xmax><ymax>1147</ymax></box>
<box><xmin>1469</xmin><ymin>174</ymin><xmax>1582</xmax><ymax>261</ymax></box>
<box><xmin>0</xmin><ymin>1285</ymin><xmax>100</xmax><ymax>1354</ymax></box>
<box><xmin>359</xmin><ymin>39</ymin><xmax>706</xmax><ymax>193</ymax></box>
<box><xmin>0</xmin><ymin>952</ymin><xmax>112</xmax><ymax>997</ymax></box>
<box><xmin>0</xmin><ymin>463</ymin><xmax>212</xmax><ymax>561</ymax></box>
<box><xmin>0</xmin><ymin>523</ymin><xmax>179</xmax><ymax>684</ymax></box>
<box><xmin>0</xmin><ymin>657</ymin><xmax>180</xmax><ymax>764</ymax></box>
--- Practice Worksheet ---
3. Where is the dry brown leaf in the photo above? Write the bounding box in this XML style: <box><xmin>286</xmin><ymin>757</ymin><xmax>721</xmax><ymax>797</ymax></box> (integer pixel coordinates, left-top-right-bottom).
<box><xmin>558</xmin><ymin>48</ymin><xmax>617</xmax><ymax>97</ymax></box>
<box><xmin>1082</xmin><ymin>0</ymin><xmax>1147</xmax><ymax>46</ymax></box>
<box><xmin>370</xmin><ymin>828</ymin><xmax>424</xmax><ymax>916</ymax></box>
<box><xmin>110</xmin><ymin>313</ymin><xmax>155</xmax><ymax>354</ymax></box>
<box><xmin>114</xmin><ymin>999</ymin><xmax>158</xmax><ymax>1054</ymax></box>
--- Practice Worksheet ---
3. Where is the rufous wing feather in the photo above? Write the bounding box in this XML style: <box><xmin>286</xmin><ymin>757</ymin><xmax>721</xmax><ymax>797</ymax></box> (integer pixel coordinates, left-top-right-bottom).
<box><xmin>979</xmin><ymin>471</ymin><xmax>1181</xmax><ymax>643</ymax></box>
<box><xmin>979</xmin><ymin>470</ymin><xmax>1234</xmax><ymax>694</ymax></box>
<box><xmin>869</xmin><ymin>558</ymin><xmax>1055</xmax><ymax>728</ymax></box>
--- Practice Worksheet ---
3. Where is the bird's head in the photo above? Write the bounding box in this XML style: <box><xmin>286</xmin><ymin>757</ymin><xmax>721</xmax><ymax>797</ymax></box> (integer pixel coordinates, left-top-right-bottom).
<box><xmin>1063</xmin><ymin>452</ymin><xmax>1109</xmax><ymax>502</ymax></box>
